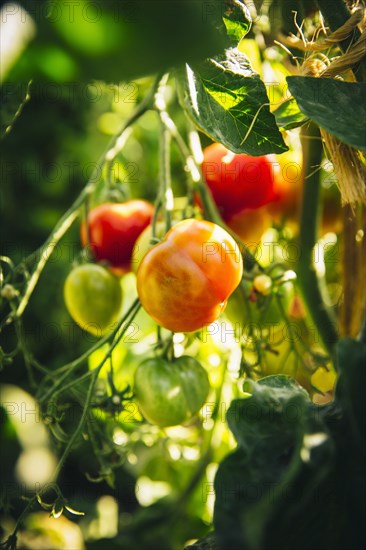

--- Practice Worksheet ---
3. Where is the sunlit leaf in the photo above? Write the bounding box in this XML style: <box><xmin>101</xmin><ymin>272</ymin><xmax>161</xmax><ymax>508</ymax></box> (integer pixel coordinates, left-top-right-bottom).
<box><xmin>223</xmin><ymin>0</ymin><xmax>252</xmax><ymax>44</ymax></box>
<box><xmin>273</xmin><ymin>97</ymin><xmax>309</xmax><ymax>131</ymax></box>
<box><xmin>177</xmin><ymin>48</ymin><xmax>288</xmax><ymax>155</ymax></box>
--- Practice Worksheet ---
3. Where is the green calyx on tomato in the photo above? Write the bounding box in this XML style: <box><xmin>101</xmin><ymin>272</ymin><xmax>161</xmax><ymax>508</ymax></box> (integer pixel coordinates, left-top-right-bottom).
<box><xmin>136</xmin><ymin>218</ymin><xmax>243</xmax><ymax>333</ymax></box>
<box><xmin>134</xmin><ymin>355</ymin><xmax>210</xmax><ymax>427</ymax></box>
<box><xmin>80</xmin><ymin>200</ymin><xmax>154</xmax><ymax>276</ymax></box>
<box><xmin>64</xmin><ymin>263</ymin><xmax>123</xmax><ymax>336</ymax></box>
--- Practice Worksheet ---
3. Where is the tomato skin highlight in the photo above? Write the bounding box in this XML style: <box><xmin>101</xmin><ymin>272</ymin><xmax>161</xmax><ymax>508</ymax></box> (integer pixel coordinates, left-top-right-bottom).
<box><xmin>134</xmin><ymin>356</ymin><xmax>210</xmax><ymax>427</ymax></box>
<box><xmin>201</xmin><ymin>143</ymin><xmax>276</xmax><ymax>220</ymax></box>
<box><xmin>64</xmin><ymin>263</ymin><xmax>123</xmax><ymax>336</ymax></box>
<box><xmin>80</xmin><ymin>200</ymin><xmax>154</xmax><ymax>275</ymax></box>
<box><xmin>136</xmin><ymin>219</ymin><xmax>243</xmax><ymax>333</ymax></box>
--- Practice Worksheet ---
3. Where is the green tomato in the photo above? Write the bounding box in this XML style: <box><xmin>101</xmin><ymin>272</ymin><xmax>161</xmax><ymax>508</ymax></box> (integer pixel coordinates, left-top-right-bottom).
<box><xmin>134</xmin><ymin>356</ymin><xmax>210</xmax><ymax>427</ymax></box>
<box><xmin>131</xmin><ymin>221</ymin><xmax>168</xmax><ymax>274</ymax></box>
<box><xmin>64</xmin><ymin>263</ymin><xmax>123</xmax><ymax>336</ymax></box>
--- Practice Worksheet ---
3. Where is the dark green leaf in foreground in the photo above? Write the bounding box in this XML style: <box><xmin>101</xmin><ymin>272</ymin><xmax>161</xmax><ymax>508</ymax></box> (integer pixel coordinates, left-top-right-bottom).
<box><xmin>222</xmin><ymin>0</ymin><xmax>252</xmax><ymax>44</ymax></box>
<box><xmin>335</xmin><ymin>337</ymin><xmax>366</xmax><ymax>450</ymax></box>
<box><xmin>287</xmin><ymin>76</ymin><xmax>366</xmax><ymax>151</ymax></box>
<box><xmin>273</xmin><ymin>97</ymin><xmax>309</xmax><ymax>131</ymax></box>
<box><xmin>176</xmin><ymin>48</ymin><xmax>288</xmax><ymax>156</ymax></box>
<box><xmin>8</xmin><ymin>0</ymin><xmax>226</xmax><ymax>82</ymax></box>
<box><xmin>228</xmin><ymin>376</ymin><xmax>310</xmax><ymax>452</ymax></box>
<box><xmin>212</xmin><ymin>373</ymin><xmax>366</xmax><ymax>550</ymax></box>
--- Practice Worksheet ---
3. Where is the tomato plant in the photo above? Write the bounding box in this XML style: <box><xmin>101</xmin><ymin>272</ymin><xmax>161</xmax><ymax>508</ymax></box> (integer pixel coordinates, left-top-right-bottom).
<box><xmin>80</xmin><ymin>200</ymin><xmax>154</xmax><ymax>275</ymax></box>
<box><xmin>64</xmin><ymin>264</ymin><xmax>123</xmax><ymax>336</ymax></box>
<box><xmin>136</xmin><ymin>219</ymin><xmax>243</xmax><ymax>332</ymax></box>
<box><xmin>134</xmin><ymin>355</ymin><xmax>210</xmax><ymax>427</ymax></box>
<box><xmin>1</xmin><ymin>1</ymin><xmax>365</xmax><ymax>549</ymax></box>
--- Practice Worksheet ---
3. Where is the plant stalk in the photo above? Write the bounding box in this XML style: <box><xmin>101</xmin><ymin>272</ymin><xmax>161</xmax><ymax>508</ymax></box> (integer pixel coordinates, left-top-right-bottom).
<box><xmin>297</xmin><ymin>123</ymin><xmax>338</xmax><ymax>355</ymax></box>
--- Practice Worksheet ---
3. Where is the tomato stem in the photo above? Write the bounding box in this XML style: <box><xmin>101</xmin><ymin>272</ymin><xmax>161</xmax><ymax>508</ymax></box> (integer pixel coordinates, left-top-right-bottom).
<box><xmin>297</xmin><ymin>123</ymin><xmax>338</xmax><ymax>356</ymax></box>
<box><xmin>39</xmin><ymin>299</ymin><xmax>141</xmax><ymax>404</ymax></box>
<box><xmin>53</xmin><ymin>298</ymin><xmax>141</xmax><ymax>479</ymax></box>
<box><xmin>8</xmin><ymin>298</ymin><xmax>141</xmax><ymax>540</ymax></box>
<box><xmin>12</xmin><ymin>74</ymin><xmax>162</xmax><ymax>322</ymax></box>
<box><xmin>152</xmin><ymin>74</ymin><xmax>174</xmax><ymax>235</ymax></box>
<box><xmin>159</xmin><ymin>120</ymin><xmax>173</xmax><ymax>231</ymax></box>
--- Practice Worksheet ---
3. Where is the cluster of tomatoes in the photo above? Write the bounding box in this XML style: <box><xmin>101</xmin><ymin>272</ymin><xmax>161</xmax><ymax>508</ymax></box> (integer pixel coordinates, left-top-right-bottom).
<box><xmin>64</xmin><ymin>199</ymin><xmax>154</xmax><ymax>336</ymax></box>
<box><xmin>63</xmin><ymin>142</ymin><xmax>334</xmax><ymax>427</ymax></box>
<box><xmin>64</xmin><ymin>199</ymin><xmax>242</xmax><ymax>336</ymax></box>
<box><xmin>63</xmin><ymin>179</ymin><xmax>244</xmax><ymax>427</ymax></box>
<box><xmin>64</xmin><ymin>144</ymin><xmax>301</xmax><ymax>339</ymax></box>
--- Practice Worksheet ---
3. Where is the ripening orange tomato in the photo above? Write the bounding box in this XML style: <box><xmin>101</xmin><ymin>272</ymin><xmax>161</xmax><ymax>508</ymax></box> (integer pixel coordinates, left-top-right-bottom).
<box><xmin>136</xmin><ymin>219</ymin><xmax>243</xmax><ymax>332</ymax></box>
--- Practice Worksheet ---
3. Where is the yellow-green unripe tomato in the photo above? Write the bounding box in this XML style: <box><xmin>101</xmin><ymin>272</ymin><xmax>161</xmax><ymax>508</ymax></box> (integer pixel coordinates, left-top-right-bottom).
<box><xmin>64</xmin><ymin>264</ymin><xmax>123</xmax><ymax>336</ymax></box>
<box><xmin>253</xmin><ymin>274</ymin><xmax>272</xmax><ymax>295</ymax></box>
<box><xmin>134</xmin><ymin>356</ymin><xmax>210</xmax><ymax>427</ymax></box>
<box><xmin>131</xmin><ymin>222</ymin><xmax>169</xmax><ymax>274</ymax></box>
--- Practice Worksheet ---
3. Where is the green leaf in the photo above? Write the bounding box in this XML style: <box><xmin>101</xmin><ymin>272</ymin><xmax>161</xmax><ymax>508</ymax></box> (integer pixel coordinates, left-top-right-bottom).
<box><xmin>223</xmin><ymin>0</ymin><xmax>252</xmax><ymax>44</ymax></box>
<box><xmin>213</xmin><ymin>371</ymin><xmax>366</xmax><ymax>550</ymax></box>
<box><xmin>229</xmin><ymin>375</ymin><xmax>310</xmax><ymax>452</ymax></box>
<box><xmin>176</xmin><ymin>47</ymin><xmax>288</xmax><ymax>156</ymax></box>
<box><xmin>287</xmin><ymin>77</ymin><xmax>366</xmax><ymax>151</ymax></box>
<box><xmin>213</xmin><ymin>376</ymin><xmax>335</xmax><ymax>549</ymax></box>
<box><xmin>273</xmin><ymin>98</ymin><xmax>309</xmax><ymax>131</ymax></box>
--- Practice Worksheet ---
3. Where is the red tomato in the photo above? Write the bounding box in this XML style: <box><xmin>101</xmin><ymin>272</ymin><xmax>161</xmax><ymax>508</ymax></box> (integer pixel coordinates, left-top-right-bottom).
<box><xmin>201</xmin><ymin>143</ymin><xmax>276</xmax><ymax>220</ymax></box>
<box><xmin>136</xmin><ymin>219</ymin><xmax>243</xmax><ymax>333</ymax></box>
<box><xmin>80</xmin><ymin>200</ymin><xmax>154</xmax><ymax>275</ymax></box>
